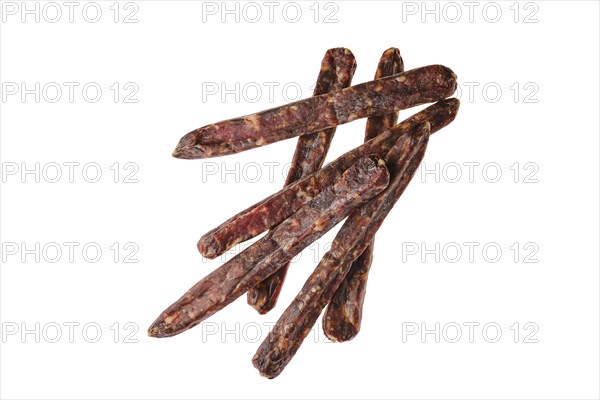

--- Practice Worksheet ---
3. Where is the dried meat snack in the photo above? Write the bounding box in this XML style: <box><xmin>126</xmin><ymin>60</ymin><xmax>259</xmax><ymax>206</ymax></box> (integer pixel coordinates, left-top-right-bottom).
<box><xmin>173</xmin><ymin>65</ymin><xmax>457</xmax><ymax>159</ymax></box>
<box><xmin>197</xmin><ymin>99</ymin><xmax>459</xmax><ymax>259</ymax></box>
<box><xmin>247</xmin><ymin>47</ymin><xmax>357</xmax><ymax>314</ymax></box>
<box><xmin>252</xmin><ymin>124</ymin><xmax>430</xmax><ymax>379</ymax></box>
<box><xmin>323</xmin><ymin>47</ymin><xmax>403</xmax><ymax>341</ymax></box>
<box><xmin>148</xmin><ymin>156</ymin><xmax>390</xmax><ymax>338</ymax></box>
<box><xmin>363</xmin><ymin>48</ymin><xmax>404</xmax><ymax>139</ymax></box>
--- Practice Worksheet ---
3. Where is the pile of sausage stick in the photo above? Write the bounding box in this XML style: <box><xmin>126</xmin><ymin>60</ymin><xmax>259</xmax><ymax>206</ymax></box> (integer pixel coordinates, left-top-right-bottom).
<box><xmin>149</xmin><ymin>48</ymin><xmax>460</xmax><ymax>378</ymax></box>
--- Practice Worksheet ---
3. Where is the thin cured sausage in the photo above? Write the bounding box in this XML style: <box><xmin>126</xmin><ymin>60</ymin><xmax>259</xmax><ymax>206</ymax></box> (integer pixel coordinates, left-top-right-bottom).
<box><xmin>173</xmin><ymin>65</ymin><xmax>457</xmax><ymax>159</ymax></box>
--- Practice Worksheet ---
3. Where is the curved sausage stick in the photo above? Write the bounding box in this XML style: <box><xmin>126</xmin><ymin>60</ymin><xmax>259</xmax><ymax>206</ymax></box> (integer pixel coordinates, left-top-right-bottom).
<box><xmin>173</xmin><ymin>65</ymin><xmax>456</xmax><ymax>159</ymax></box>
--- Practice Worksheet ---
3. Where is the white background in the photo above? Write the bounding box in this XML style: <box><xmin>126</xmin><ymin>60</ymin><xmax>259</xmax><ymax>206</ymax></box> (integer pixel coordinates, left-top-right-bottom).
<box><xmin>1</xmin><ymin>1</ymin><xmax>599</xmax><ymax>399</ymax></box>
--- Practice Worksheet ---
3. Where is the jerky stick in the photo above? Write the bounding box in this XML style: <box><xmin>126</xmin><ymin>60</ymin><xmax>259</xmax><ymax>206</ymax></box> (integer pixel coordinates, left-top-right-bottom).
<box><xmin>173</xmin><ymin>65</ymin><xmax>456</xmax><ymax>159</ymax></box>
<box><xmin>198</xmin><ymin>98</ymin><xmax>459</xmax><ymax>259</ymax></box>
<box><xmin>247</xmin><ymin>48</ymin><xmax>357</xmax><ymax>314</ymax></box>
<box><xmin>148</xmin><ymin>156</ymin><xmax>390</xmax><ymax>338</ymax></box>
<box><xmin>252</xmin><ymin>124</ymin><xmax>430</xmax><ymax>379</ymax></box>
<box><xmin>323</xmin><ymin>246</ymin><xmax>374</xmax><ymax>341</ymax></box>
<box><xmin>323</xmin><ymin>47</ymin><xmax>402</xmax><ymax>341</ymax></box>
<box><xmin>364</xmin><ymin>47</ymin><xmax>404</xmax><ymax>137</ymax></box>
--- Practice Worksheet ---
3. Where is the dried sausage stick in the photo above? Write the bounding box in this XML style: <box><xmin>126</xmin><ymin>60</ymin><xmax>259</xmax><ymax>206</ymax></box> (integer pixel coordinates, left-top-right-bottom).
<box><xmin>364</xmin><ymin>48</ymin><xmax>404</xmax><ymax>140</ymax></box>
<box><xmin>172</xmin><ymin>65</ymin><xmax>456</xmax><ymax>159</ymax></box>
<box><xmin>247</xmin><ymin>48</ymin><xmax>357</xmax><ymax>314</ymax></box>
<box><xmin>148</xmin><ymin>156</ymin><xmax>390</xmax><ymax>338</ymax></box>
<box><xmin>197</xmin><ymin>98</ymin><xmax>459</xmax><ymax>259</ymax></box>
<box><xmin>323</xmin><ymin>47</ymin><xmax>403</xmax><ymax>341</ymax></box>
<box><xmin>252</xmin><ymin>124</ymin><xmax>430</xmax><ymax>379</ymax></box>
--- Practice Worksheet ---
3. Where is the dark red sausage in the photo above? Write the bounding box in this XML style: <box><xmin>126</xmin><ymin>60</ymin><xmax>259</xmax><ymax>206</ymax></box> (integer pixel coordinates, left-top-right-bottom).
<box><xmin>173</xmin><ymin>65</ymin><xmax>457</xmax><ymax>159</ymax></box>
